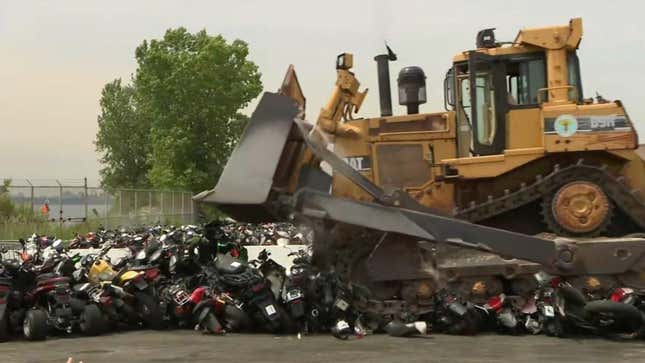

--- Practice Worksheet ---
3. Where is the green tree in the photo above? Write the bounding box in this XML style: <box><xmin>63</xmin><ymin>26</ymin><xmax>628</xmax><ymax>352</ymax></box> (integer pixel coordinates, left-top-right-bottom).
<box><xmin>0</xmin><ymin>179</ymin><xmax>15</xmax><ymax>219</ymax></box>
<box><xmin>96</xmin><ymin>28</ymin><xmax>262</xmax><ymax>192</ymax></box>
<box><xmin>96</xmin><ymin>80</ymin><xmax>151</xmax><ymax>190</ymax></box>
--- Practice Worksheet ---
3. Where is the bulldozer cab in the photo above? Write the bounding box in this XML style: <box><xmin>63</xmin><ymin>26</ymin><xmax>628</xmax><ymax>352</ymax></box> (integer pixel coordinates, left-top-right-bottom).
<box><xmin>448</xmin><ymin>29</ymin><xmax>584</xmax><ymax>158</ymax></box>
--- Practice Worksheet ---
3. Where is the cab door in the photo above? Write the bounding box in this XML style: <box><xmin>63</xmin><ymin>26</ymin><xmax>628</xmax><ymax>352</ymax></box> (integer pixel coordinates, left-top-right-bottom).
<box><xmin>467</xmin><ymin>51</ymin><xmax>508</xmax><ymax>156</ymax></box>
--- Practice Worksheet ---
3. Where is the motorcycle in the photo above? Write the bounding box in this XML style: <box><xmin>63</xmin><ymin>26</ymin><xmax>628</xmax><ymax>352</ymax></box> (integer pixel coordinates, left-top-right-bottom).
<box><xmin>281</xmin><ymin>250</ymin><xmax>310</xmax><ymax>333</ymax></box>
<box><xmin>79</xmin><ymin>242</ymin><xmax>164</xmax><ymax>330</ymax></box>
<box><xmin>160</xmin><ymin>279</ymin><xmax>226</xmax><ymax>334</ymax></box>
<box><xmin>212</xmin><ymin>253</ymin><xmax>291</xmax><ymax>333</ymax></box>
<box><xmin>483</xmin><ymin>293</ymin><xmax>524</xmax><ymax>334</ymax></box>
<box><xmin>0</xmin><ymin>249</ymin><xmax>23</xmax><ymax>341</ymax></box>
<box><xmin>433</xmin><ymin>290</ymin><xmax>483</xmax><ymax>335</ymax></box>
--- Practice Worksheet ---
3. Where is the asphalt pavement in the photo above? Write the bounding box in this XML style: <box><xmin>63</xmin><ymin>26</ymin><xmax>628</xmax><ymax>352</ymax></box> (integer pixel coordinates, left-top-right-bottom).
<box><xmin>2</xmin><ymin>331</ymin><xmax>645</xmax><ymax>363</ymax></box>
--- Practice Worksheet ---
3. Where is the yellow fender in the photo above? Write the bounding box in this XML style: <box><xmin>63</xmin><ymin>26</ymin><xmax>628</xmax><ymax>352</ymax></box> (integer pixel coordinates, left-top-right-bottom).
<box><xmin>119</xmin><ymin>270</ymin><xmax>141</xmax><ymax>283</ymax></box>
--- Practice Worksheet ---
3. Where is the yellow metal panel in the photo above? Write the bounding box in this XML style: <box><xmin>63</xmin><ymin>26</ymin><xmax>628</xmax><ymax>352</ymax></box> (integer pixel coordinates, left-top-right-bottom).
<box><xmin>545</xmin><ymin>132</ymin><xmax>636</xmax><ymax>153</ymax></box>
<box><xmin>542</xmin><ymin>102</ymin><xmax>626</xmax><ymax>117</ymax></box>
<box><xmin>442</xmin><ymin>149</ymin><xmax>545</xmax><ymax>179</ymax></box>
<box><xmin>607</xmin><ymin>149</ymin><xmax>645</xmax><ymax>201</ymax></box>
<box><xmin>506</xmin><ymin>108</ymin><xmax>543</xmax><ymax>149</ymax></box>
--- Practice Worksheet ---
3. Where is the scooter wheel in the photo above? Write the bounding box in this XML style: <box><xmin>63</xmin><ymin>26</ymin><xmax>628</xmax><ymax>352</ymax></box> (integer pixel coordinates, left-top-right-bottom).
<box><xmin>544</xmin><ymin>318</ymin><xmax>565</xmax><ymax>338</ymax></box>
<box><xmin>277</xmin><ymin>305</ymin><xmax>297</xmax><ymax>334</ymax></box>
<box><xmin>0</xmin><ymin>309</ymin><xmax>9</xmax><ymax>342</ymax></box>
<box><xmin>223</xmin><ymin>305</ymin><xmax>252</xmax><ymax>332</ymax></box>
<box><xmin>203</xmin><ymin>312</ymin><xmax>225</xmax><ymax>334</ymax></box>
<box><xmin>80</xmin><ymin>304</ymin><xmax>105</xmax><ymax>336</ymax></box>
<box><xmin>23</xmin><ymin>309</ymin><xmax>48</xmax><ymax>341</ymax></box>
<box><xmin>135</xmin><ymin>293</ymin><xmax>164</xmax><ymax>330</ymax></box>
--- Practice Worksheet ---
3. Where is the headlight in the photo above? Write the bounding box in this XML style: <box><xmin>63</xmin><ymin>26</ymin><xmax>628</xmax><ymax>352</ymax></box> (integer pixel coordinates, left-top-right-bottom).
<box><xmin>136</xmin><ymin>250</ymin><xmax>146</xmax><ymax>261</ymax></box>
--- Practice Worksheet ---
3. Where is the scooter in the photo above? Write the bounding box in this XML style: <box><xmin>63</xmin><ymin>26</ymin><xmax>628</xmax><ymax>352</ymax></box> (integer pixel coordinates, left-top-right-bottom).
<box><xmin>213</xmin><ymin>253</ymin><xmax>292</xmax><ymax>333</ymax></box>
<box><xmin>161</xmin><ymin>280</ymin><xmax>226</xmax><ymax>334</ymax></box>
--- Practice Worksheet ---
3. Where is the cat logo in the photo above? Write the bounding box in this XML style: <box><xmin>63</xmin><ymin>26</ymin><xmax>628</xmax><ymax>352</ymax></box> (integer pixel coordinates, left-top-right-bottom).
<box><xmin>554</xmin><ymin>114</ymin><xmax>578</xmax><ymax>137</ymax></box>
<box><xmin>342</xmin><ymin>156</ymin><xmax>371</xmax><ymax>172</ymax></box>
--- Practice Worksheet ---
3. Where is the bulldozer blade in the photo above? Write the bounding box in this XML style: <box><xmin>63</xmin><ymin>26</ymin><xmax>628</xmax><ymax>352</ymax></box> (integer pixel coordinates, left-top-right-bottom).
<box><xmin>197</xmin><ymin>92</ymin><xmax>301</xmax><ymax>222</ymax></box>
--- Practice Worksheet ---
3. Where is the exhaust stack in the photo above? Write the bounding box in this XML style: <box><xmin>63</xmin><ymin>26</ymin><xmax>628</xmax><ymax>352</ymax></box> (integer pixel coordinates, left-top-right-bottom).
<box><xmin>374</xmin><ymin>45</ymin><xmax>397</xmax><ymax>117</ymax></box>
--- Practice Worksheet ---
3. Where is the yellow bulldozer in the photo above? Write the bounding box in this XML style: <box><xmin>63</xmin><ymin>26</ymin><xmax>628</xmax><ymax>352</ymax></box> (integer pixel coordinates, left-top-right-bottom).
<box><xmin>196</xmin><ymin>18</ymin><xmax>645</xmax><ymax>318</ymax></box>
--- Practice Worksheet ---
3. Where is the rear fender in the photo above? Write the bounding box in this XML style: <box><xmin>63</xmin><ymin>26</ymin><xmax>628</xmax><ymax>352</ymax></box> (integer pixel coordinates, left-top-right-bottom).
<box><xmin>256</xmin><ymin>299</ymin><xmax>279</xmax><ymax>321</ymax></box>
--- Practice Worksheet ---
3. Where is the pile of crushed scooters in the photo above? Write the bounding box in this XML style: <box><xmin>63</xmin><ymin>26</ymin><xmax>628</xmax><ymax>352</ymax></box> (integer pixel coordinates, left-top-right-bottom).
<box><xmin>1</xmin><ymin>222</ymin><xmax>644</xmax><ymax>342</ymax></box>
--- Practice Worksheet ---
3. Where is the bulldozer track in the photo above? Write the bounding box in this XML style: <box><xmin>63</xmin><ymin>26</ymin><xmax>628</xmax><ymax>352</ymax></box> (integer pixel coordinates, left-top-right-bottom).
<box><xmin>331</xmin><ymin>160</ymin><xmax>645</xmax><ymax>318</ymax></box>
<box><xmin>455</xmin><ymin>160</ymin><xmax>645</xmax><ymax>232</ymax></box>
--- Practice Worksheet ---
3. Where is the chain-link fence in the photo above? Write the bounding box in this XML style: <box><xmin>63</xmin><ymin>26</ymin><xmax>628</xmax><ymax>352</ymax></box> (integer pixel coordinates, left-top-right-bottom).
<box><xmin>1</xmin><ymin>178</ymin><xmax>195</xmax><ymax>238</ymax></box>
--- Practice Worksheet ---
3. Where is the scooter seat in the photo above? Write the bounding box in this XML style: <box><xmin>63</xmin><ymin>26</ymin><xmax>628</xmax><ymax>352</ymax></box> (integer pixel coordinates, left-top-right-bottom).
<box><xmin>37</xmin><ymin>274</ymin><xmax>70</xmax><ymax>286</ymax></box>
<box><xmin>129</xmin><ymin>265</ymin><xmax>153</xmax><ymax>271</ymax></box>
<box><xmin>36</xmin><ymin>273</ymin><xmax>57</xmax><ymax>281</ymax></box>
<box><xmin>215</xmin><ymin>255</ymin><xmax>245</xmax><ymax>274</ymax></box>
<box><xmin>0</xmin><ymin>277</ymin><xmax>12</xmax><ymax>286</ymax></box>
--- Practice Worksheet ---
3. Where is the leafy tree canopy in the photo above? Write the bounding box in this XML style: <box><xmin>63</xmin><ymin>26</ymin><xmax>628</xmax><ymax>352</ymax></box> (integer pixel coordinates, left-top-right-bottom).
<box><xmin>96</xmin><ymin>28</ymin><xmax>262</xmax><ymax>192</ymax></box>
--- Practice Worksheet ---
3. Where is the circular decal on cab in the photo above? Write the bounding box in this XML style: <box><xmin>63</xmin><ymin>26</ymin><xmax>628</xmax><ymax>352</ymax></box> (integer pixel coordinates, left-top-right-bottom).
<box><xmin>554</xmin><ymin>114</ymin><xmax>578</xmax><ymax>137</ymax></box>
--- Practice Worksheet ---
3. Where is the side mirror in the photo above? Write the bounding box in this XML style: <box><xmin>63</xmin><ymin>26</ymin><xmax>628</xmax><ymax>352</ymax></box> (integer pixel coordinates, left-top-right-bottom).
<box><xmin>53</xmin><ymin>239</ymin><xmax>64</xmax><ymax>252</ymax></box>
<box><xmin>444</xmin><ymin>68</ymin><xmax>455</xmax><ymax>110</ymax></box>
<box><xmin>258</xmin><ymin>249</ymin><xmax>269</xmax><ymax>261</ymax></box>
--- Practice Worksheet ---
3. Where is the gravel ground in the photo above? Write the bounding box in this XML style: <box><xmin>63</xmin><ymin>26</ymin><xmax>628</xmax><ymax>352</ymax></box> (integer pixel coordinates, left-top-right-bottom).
<box><xmin>2</xmin><ymin>331</ymin><xmax>645</xmax><ymax>363</ymax></box>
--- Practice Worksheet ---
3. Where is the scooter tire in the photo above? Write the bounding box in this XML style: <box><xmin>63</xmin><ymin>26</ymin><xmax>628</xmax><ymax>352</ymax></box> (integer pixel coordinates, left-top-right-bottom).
<box><xmin>0</xmin><ymin>309</ymin><xmax>9</xmax><ymax>342</ymax></box>
<box><xmin>23</xmin><ymin>309</ymin><xmax>48</xmax><ymax>341</ymax></box>
<box><xmin>80</xmin><ymin>304</ymin><xmax>105</xmax><ymax>336</ymax></box>
<box><xmin>223</xmin><ymin>305</ymin><xmax>252</xmax><ymax>332</ymax></box>
<box><xmin>135</xmin><ymin>293</ymin><xmax>164</xmax><ymax>330</ymax></box>
<box><xmin>277</xmin><ymin>305</ymin><xmax>297</xmax><ymax>334</ymax></box>
<box><xmin>544</xmin><ymin>317</ymin><xmax>565</xmax><ymax>338</ymax></box>
<box><xmin>203</xmin><ymin>312</ymin><xmax>225</xmax><ymax>334</ymax></box>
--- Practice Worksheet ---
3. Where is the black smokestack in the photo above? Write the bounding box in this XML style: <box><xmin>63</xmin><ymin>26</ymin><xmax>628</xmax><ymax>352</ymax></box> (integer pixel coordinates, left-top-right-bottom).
<box><xmin>374</xmin><ymin>45</ymin><xmax>397</xmax><ymax>117</ymax></box>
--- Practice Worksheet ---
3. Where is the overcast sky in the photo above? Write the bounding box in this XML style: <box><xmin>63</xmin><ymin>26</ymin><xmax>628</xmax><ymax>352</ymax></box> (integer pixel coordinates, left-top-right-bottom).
<box><xmin>1</xmin><ymin>0</ymin><xmax>643</xmax><ymax>186</ymax></box>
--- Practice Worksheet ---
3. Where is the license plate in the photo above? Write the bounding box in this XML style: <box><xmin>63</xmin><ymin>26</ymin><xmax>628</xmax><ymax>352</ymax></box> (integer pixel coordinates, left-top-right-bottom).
<box><xmin>544</xmin><ymin>305</ymin><xmax>555</xmax><ymax>317</ymax></box>
<box><xmin>264</xmin><ymin>304</ymin><xmax>277</xmax><ymax>316</ymax></box>
<box><xmin>286</xmin><ymin>289</ymin><xmax>302</xmax><ymax>302</ymax></box>
<box><xmin>335</xmin><ymin>298</ymin><xmax>349</xmax><ymax>311</ymax></box>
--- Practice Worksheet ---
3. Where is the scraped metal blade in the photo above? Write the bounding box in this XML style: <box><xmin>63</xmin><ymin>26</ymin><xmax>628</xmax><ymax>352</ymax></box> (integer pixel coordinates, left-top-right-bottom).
<box><xmin>201</xmin><ymin>92</ymin><xmax>300</xmax><ymax>221</ymax></box>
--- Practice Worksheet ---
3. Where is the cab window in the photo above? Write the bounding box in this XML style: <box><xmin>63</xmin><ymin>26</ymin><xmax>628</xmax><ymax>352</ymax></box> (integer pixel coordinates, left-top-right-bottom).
<box><xmin>505</xmin><ymin>58</ymin><xmax>546</xmax><ymax>105</ymax></box>
<box><xmin>474</xmin><ymin>72</ymin><xmax>496</xmax><ymax>145</ymax></box>
<box><xmin>568</xmin><ymin>51</ymin><xmax>583</xmax><ymax>102</ymax></box>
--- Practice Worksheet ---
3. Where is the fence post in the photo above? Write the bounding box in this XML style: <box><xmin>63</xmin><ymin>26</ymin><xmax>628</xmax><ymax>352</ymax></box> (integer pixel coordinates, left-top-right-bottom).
<box><xmin>148</xmin><ymin>190</ymin><xmax>152</xmax><ymax>225</ymax></box>
<box><xmin>104</xmin><ymin>189</ymin><xmax>109</xmax><ymax>228</ymax></box>
<box><xmin>134</xmin><ymin>190</ymin><xmax>138</xmax><ymax>222</ymax></box>
<box><xmin>56</xmin><ymin>180</ymin><xmax>63</xmax><ymax>228</ymax></box>
<box><xmin>160</xmin><ymin>191</ymin><xmax>164</xmax><ymax>223</ymax></box>
<box><xmin>83</xmin><ymin>177</ymin><xmax>88</xmax><ymax>222</ymax></box>
<box><xmin>190</xmin><ymin>193</ymin><xmax>195</xmax><ymax>224</ymax></box>
<box><xmin>26</xmin><ymin>179</ymin><xmax>34</xmax><ymax>213</ymax></box>
<box><xmin>171</xmin><ymin>191</ymin><xmax>175</xmax><ymax>220</ymax></box>
<box><xmin>181</xmin><ymin>192</ymin><xmax>185</xmax><ymax>223</ymax></box>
